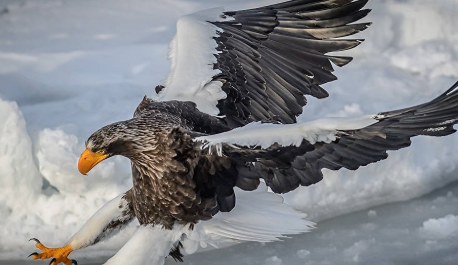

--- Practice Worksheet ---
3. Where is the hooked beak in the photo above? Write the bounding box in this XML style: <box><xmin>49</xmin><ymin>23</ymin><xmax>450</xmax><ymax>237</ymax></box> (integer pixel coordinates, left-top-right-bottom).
<box><xmin>78</xmin><ymin>149</ymin><xmax>108</xmax><ymax>175</ymax></box>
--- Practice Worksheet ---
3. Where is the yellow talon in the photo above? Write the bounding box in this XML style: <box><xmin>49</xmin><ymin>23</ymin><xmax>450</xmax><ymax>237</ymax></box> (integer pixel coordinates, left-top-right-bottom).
<box><xmin>29</xmin><ymin>238</ymin><xmax>76</xmax><ymax>265</ymax></box>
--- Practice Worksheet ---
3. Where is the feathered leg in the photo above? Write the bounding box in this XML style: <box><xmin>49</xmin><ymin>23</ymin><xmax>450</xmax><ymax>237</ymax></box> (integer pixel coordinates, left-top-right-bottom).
<box><xmin>29</xmin><ymin>190</ymin><xmax>135</xmax><ymax>265</ymax></box>
<box><xmin>104</xmin><ymin>225</ymin><xmax>186</xmax><ymax>265</ymax></box>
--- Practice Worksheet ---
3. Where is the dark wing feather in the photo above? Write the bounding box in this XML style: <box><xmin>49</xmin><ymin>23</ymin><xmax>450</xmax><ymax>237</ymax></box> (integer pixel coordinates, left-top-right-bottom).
<box><xmin>212</xmin><ymin>0</ymin><xmax>371</xmax><ymax>126</ymax></box>
<box><xmin>222</xmin><ymin>82</ymin><xmax>458</xmax><ymax>193</ymax></box>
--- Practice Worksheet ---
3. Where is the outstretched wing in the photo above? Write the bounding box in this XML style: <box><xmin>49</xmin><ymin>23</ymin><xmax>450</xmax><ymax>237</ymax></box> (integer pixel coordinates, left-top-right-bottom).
<box><xmin>157</xmin><ymin>0</ymin><xmax>371</xmax><ymax>126</ymax></box>
<box><xmin>196</xmin><ymin>82</ymin><xmax>458</xmax><ymax>193</ymax></box>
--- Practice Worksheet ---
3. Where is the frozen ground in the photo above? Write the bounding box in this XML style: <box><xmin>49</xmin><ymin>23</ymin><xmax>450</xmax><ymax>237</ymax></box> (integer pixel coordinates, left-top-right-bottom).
<box><xmin>0</xmin><ymin>0</ymin><xmax>458</xmax><ymax>264</ymax></box>
<box><xmin>5</xmin><ymin>175</ymin><xmax>458</xmax><ymax>265</ymax></box>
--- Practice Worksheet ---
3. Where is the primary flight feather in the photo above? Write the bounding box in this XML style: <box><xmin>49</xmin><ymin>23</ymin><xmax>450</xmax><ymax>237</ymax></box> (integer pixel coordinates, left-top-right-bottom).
<box><xmin>28</xmin><ymin>1</ymin><xmax>458</xmax><ymax>265</ymax></box>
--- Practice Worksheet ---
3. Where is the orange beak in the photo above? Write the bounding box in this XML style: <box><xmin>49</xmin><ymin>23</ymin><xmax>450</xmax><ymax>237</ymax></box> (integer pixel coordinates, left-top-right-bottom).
<box><xmin>78</xmin><ymin>149</ymin><xmax>108</xmax><ymax>175</ymax></box>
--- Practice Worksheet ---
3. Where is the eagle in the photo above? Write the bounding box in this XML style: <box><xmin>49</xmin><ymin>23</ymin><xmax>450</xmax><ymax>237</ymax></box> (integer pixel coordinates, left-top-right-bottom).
<box><xmin>29</xmin><ymin>0</ymin><xmax>458</xmax><ymax>264</ymax></box>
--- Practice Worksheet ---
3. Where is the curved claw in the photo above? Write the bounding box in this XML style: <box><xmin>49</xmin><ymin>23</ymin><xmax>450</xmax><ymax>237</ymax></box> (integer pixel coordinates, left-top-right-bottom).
<box><xmin>28</xmin><ymin>240</ymin><xmax>73</xmax><ymax>264</ymax></box>
<box><xmin>28</xmin><ymin>252</ymin><xmax>38</xmax><ymax>258</ymax></box>
<box><xmin>29</xmin><ymin>238</ymin><xmax>41</xmax><ymax>244</ymax></box>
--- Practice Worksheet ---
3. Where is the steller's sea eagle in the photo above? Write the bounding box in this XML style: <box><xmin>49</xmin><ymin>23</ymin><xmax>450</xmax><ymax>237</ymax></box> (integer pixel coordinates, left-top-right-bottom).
<box><xmin>29</xmin><ymin>0</ymin><xmax>458</xmax><ymax>264</ymax></box>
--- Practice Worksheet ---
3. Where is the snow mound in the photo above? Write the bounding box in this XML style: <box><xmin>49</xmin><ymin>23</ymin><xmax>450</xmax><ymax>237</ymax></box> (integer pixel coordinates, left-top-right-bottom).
<box><xmin>36</xmin><ymin>128</ymin><xmax>131</xmax><ymax>194</ymax></box>
<box><xmin>343</xmin><ymin>238</ymin><xmax>376</xmax><ymax>263</ymax></box>
<box><xmin>0</xmin><ymin>101</ymin><xmax>134</xmax><ymax>259</ymax></box>
<box><xmin>296</xmin><ymin>249</ymin><xmax>310</xmax><ymax>259</ymax></box>
<box><xmin>420</xmin><ymin>214</ymin><xmax>458</xmax><ymax>239</ymax></box>
<box><xmin>264</xmin><ymin>256</ymin><xmax>282</xmax><ymax>265</ymax></box>
<box><xmin>173</xmin><ymin>182</ymin><xmax>458</xmax><ymax>265</ymax></box>
<box><xmin>0</xmin><ymin>96</ymin><xmax>42</xmax><ymax>218</ymax></box>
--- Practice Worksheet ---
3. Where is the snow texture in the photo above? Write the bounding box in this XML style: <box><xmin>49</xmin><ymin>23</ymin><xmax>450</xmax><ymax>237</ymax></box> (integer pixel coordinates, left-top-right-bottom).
<box><xmin>419</xmin><ymin>214</ymin><xmax>458</xmax><ymax>239</ymax></box>
<box><xmin>0</xmin><ymin>0</ymin><xmax>458</xmax><ymax>263</ymax></box>
<box><xmin>174</xmin><ymin>182</ymin><xmax>458</xmax><ymax>265</ymax></box>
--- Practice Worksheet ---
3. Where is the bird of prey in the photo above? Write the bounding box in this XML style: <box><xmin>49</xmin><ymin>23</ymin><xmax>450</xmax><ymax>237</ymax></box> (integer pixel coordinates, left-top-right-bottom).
<box><xmin>29</xmin><ymin>0</ymin><xmax>458</xmax><ymax>264</ymax></box>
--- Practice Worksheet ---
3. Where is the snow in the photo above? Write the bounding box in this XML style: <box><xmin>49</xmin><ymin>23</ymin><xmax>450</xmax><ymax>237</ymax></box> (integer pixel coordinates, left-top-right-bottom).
<box><xmin>0</xmin><ymin>0</ymin><xmax>458</xmax><ymax>264</ymax></box>
<box><xmin>296</xmin><ymin>249</ymin><xmax>310</xmax><ymax>259</ymax></box>
<box><xmin>419</xmin><ymin>214</ymin><xmax>458</xmax><ymax>239</ymax></box>
<box><xmin>173</xmin><ymin>182</ymin><xmax>458</xmax><ymax>265</ymax></box>
<box><xmin>367</xmin><ymin>210</ymin><xmax>377</xmax><ymax>218</ymax></box>
<box><xmin>264</xmin><ymin>256</ymin><xmax>282</xmax><ymax>265</ymax></box>
<box><xmin>0</xmin><ymin>97</ymin><xmax>42</xmax><ymax>216</ymax></box>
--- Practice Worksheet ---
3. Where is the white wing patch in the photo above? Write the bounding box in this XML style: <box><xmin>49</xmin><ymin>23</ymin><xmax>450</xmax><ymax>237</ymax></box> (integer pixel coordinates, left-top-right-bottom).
<box><xmin>159</xmin><ymin>8</ymin><xmax>232</xmax><ymax>115</ymax></box>
<box><xmin>196</xmin><ymin>115</ymin><xmax>378</xmax><ymax>149</ymax></box>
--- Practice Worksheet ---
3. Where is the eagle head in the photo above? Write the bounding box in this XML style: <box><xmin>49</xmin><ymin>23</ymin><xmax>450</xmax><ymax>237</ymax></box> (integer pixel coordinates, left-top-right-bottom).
<box><xmin>78</xmin><ymin>119</ymin><xmax>157</xmax><ymax>175</ymax></box>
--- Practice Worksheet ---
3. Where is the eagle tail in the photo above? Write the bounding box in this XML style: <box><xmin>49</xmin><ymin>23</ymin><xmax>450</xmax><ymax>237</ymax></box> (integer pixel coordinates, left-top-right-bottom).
<box><xmin>181</xmin><ymin>182</ymin><xmax>314</xmax><ymax>253</ymax></box>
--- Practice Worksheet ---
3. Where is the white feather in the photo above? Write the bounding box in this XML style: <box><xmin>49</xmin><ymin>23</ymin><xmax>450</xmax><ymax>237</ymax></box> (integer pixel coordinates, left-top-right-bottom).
<box><xmin>159</xmin><ymin>8</ymin><xmax>232</xmax><ymax>115</ymax></box>
<box><xmin>68</xmin><ymin>194</ymin><xmax>131</xmax><ymax>250</ymax></box>
<box><xmin>181</xmin><ymin>182</ymin><xmax>315</xmax><ymax>254</ymax></box>
<box><xmin>104</xmin><ymin>225</ymin><xmax>186</xmax><ymax>265</ymax></box>
<box><xmin>196</xmin><ymin>115</ymin><xmax>378</xmax><ymax>149</ymax></box>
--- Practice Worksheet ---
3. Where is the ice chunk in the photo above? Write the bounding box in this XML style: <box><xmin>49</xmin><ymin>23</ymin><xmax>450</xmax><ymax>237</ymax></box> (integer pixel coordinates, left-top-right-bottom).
<box><xmin>0</xmin><ymin>96</ymin><xmax>42</xmax><ymax>215</ymax></box>
<box><xmin>368</xmin><ymin>210</ymin><xmax>377</xmax><ymax>218</ymax></box>
<box><xmin>419</xmin><ymin>214</ymin><xmax>458</xmax><ymax>239</ymax></box>
<box><xmin>264</xmin><ymin>256</ymin><xmax>282</xmax><ymax>265</ymax></box>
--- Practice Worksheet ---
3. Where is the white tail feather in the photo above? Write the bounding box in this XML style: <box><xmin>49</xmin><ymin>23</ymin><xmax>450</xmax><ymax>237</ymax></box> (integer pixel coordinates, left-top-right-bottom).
<box><xmin>182</xmin><ymin>182</ymin><xmax>314</xmax><ymax>254</ymax></box>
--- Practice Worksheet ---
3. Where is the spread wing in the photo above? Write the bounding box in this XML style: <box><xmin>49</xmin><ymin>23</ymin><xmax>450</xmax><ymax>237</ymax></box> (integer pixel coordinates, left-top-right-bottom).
<box><xmin>196</xmin><ymin>82</ymin><xmax>458</xmax><ymax>193</ymax></box>
<box><xmin>157</xmin><ymin>0</ymin><xmax>371</xmax><ymax>126</ymax></box>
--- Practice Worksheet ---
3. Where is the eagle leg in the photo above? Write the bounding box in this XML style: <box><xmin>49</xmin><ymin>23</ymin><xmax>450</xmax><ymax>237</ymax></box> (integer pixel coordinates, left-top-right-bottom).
<box><xmin>28</xmin><ymin>238</ymin><xmax>76</xmax><ymax>265</ymax></box>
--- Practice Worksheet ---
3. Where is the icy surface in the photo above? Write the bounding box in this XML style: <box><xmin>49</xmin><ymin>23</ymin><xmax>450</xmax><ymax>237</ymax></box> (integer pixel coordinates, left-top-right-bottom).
<box><xmin>173</xmin><ymin>181</ymin><xmax>458</xmax><ymax>265</ymax></box>
<box><xmin>0</xmin><ymin>0</ymin><xmax>458</xmax><ymax>263</ymax></box>
<box><xmin>419</xmin><ymin>214</ymin><xmax>458</xmax><ymax>239</ymax></box>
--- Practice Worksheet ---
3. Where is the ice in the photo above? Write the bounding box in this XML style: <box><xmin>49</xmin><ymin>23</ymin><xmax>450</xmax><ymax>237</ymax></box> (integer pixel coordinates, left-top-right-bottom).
<box><xmin>419</xmin><ymin>214</ymin><xmax>458</xmax><ymax>239</ymax></box>
<box><xmin>171</xmin><ymin>182</ymin><xmax>458</xmax><ymax>265</ymax></box>
<box><xmin>367</xmin><ymin>210</ymin><xmax>377</xmax><ymax>218</ymax></box>
<box><xmin>296</xmin><ymin>249</ymin><xmax>310</xmax><ymax>259</ymax></box>
<box><xmin>0</xmin><ymin>0</ymin><xmax>458</xmax><ymax>263</ymax></box>
<box><xmin>264</xmin><ymin>256</ymin><xmax>282</xmax><ymax>265</ymax></box>
<box><xmin>0</xmin><ymin>51</ymin><xmax>86</xmax><ymax>74</ymax></box>
<box><xmin>0</xmin><ymin>97</ymin><xmax>42</xmax><ymax>215</ymax></box>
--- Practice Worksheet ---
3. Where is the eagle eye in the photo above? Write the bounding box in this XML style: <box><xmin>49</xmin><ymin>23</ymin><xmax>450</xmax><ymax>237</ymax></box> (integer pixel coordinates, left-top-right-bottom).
<box><xmin>97</xmin><ymin>149</ymin><xmax>107</xmax><ymax>155</ymax></box>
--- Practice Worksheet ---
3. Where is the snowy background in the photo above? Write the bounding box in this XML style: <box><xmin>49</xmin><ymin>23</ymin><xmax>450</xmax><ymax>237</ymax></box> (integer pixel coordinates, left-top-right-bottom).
<box><xmin>0</xmin><ymin>0</ymin><xmax>458</xmax><ymax>264</ymax></box>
